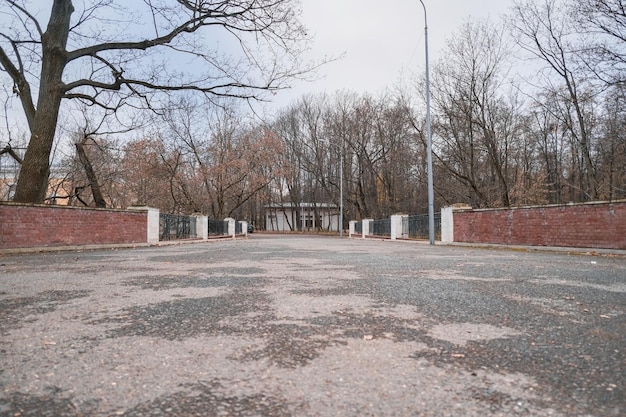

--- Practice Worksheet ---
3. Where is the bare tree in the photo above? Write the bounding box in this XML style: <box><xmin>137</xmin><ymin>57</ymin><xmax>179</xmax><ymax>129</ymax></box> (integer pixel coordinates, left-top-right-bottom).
<box><xmin>73</xmin><ymin>134</ymin><xmax>107</xmax><ymax>208</ymax></box>
<box><xmin>511</xmin><ymin>0</ymin><xmax>599</xmax><ymax>200</ymax></box>
<box><xmin>119</xmin><ymin>137</ymin><xmax>173</xmax><ymax>209</ymax></box>
<box><xmin>126</xmin><ymin>100</ymin><xmax>284</xmax><ymax>218</ymax></box>
<box><xmin>595</xmin><ymin>84</ymin><xmax>626</xmax><ymax>200</ymax></box>
<box><xmin>573</xmin><ymin>0</ymin><xmax>626</xmax><ymax>86</ymax></box>
<box><xmin>272</xmin><ymin>92</ymin><xmax>420</xmax><ymax>223</ymax></box>
<box><xmin>528</xmin><ymin>101</ymin><xmax>568</xmax><ymax>204</ymax></box>
<box><xmin>430</xmin><ymin>19</ymin><xmax>520</xmax><ymax>207</ymax></box>
<box><xmin>270</xmin><ymin>97</ymin><xmax>309</xmax><ymax>230</ymax></box>
<box><xmin>47</xmin><ymin>130</ymin><xmax>125</xmax><ymax>208</ymax></box>
<box><xmin>0</xmin><ymin>0</ymin><xmax>311</xmax><ymax>203</ymax></box>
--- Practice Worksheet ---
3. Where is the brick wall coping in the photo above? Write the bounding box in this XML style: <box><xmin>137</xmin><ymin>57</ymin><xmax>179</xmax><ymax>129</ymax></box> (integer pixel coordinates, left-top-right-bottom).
<box><xmin>452</xmin><ymin>199</ymin><xmax>626</xmax><ymax>213</ymax></box>
<box><xmin>0</xmin><ymin>201</ymin><xmax>149</xmax><ymax>213</ymax></box>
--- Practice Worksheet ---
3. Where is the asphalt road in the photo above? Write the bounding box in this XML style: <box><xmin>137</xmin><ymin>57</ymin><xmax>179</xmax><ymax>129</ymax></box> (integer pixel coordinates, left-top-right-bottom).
<box><xmin>0</xmin><ymin>235</ymin><xmax>624</xmax><ymax>417</ymax></box>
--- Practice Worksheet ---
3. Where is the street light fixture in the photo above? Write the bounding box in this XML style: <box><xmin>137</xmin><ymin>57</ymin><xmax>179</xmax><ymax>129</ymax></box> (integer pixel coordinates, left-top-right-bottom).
<box><xmin>419</xmin><ymin>0</ymin><xmax>435</xmax><ymax>245</ymax></box>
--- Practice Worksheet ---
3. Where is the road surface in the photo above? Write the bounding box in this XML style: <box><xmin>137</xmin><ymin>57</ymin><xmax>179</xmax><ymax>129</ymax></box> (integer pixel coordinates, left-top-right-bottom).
<box><xmin>1</xmin><ymin>235</ymin><xmax>624</xmax><ymax>416</ymax></box>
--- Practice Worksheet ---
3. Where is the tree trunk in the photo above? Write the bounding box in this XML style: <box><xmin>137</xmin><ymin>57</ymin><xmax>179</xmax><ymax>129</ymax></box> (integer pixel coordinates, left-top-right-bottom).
<box><xmin>75</xmin><ymin>137</ymin><xmax>107</xmax><ymax>208</ymax></box>
<box><xmin>13</xmin><ymin>0</ymin><xmax>73</xmax><ymax>203</ymax></box>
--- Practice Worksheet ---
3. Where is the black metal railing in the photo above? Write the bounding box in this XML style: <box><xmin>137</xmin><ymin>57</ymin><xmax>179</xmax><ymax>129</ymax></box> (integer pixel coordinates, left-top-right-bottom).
<box><xmin>159</xmin><ymin>214</ymin><xmax>196</xmax><ymax>240</ymax></box>
<box><xmin>369</xmin><ymin>218</ymin><xmax>391</xmax><ymax>237</ymax></box>
<box><xmin>354</xmin><ymin>221</ymin><xmax>362</xmax><ymax>235</ymax></box>
<box><xmin>402</xmin><ymin>213</ymin><xmax>442</xmax><ymax>240</ymax></box>
<box><xmin>235</xmin><ymin>221</ymin><xmax>242</xmax><ymax>235</ymax></box>
<box><xmin>208</xmin><ymin>219</ymin><xmax>229</xmax><ymax>236</ymax></box>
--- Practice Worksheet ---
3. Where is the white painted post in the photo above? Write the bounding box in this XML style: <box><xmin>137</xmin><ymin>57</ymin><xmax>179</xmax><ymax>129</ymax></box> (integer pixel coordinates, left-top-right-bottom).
<box><xmin>129</xmin><ymin>206</ymin><xmax>160</xmax><ymax>244</ymax></box>
<box><xmin>441</xmin><ymin>207</ymin><xmax>454</xmax><ymax>243</ymax></box>
<box><xmin>240</xmin><ymin>221</ymin><xmax>248</xmax><ymax>237</ymax></box>
<box><xmin>225</xmin><ymin>217</ymin><xmax>236</xmax><ymax>238</ymax></box>
<box><xmin>441</xmin><ymin>204</ymin><xmax>473</xmax><ymax>243</ymax></box>
<box><xmin>349</xmin><ymin>220</ymin><xmax>355</xmax><ymax>238</ymax></box>
<box><xmin>362</xmin><ymin>219</ymin><xmax>372</xmax><ymax>239</ymax></box>
<box><xmin>390</xmin><ymin>214</ymin><xmax>404</xmax><ymax>240</ymax></box>
<box><xmin>146</xmin><ymin>208</ymin><xmax>160</xmax><ymax>244</ymax></box>
<box><xmin>196</xmin><ymin>215</ymin><xmax>208</xmax><ymax>240</ymax></box>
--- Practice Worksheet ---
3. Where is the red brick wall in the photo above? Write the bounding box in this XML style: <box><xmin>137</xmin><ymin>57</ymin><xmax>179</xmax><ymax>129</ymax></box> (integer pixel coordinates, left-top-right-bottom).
<box><xmin>453</xmin><ymin>201</ymin><xmax>626</xmax><ymax>250</ymax></box>
<box><xmin>0</xmin><ymin>203</ymin><xmax>148</xmax><ymax>249</ymax></box>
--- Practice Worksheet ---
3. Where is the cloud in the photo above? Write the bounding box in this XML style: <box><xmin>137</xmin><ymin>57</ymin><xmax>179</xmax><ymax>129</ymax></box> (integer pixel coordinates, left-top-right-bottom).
<box><xmin>266</xmin><ymin>0</ymin><xmax>514</xmax><ymax>111</ymax></box>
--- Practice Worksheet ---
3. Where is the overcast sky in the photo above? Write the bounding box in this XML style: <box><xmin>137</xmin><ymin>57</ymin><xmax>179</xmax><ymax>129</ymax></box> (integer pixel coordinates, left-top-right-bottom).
<box><xmin>266</xmin><ymin>0</ymin><xmax>516</xmax><ymax>111</ymax></box>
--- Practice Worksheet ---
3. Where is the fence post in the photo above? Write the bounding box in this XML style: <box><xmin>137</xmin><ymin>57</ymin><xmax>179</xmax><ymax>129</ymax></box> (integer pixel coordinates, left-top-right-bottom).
<box><xmin>225</xmin><ymin>217</ymin><xmax>236</xmax><ymax>238</ymax></box>
<box><xmin>362</xmin><ymin>219</ymin><xmax>372</xmax><ymax>239</ymax></box>
<box><xmin>441</xmin><ymin>205</ymin><xmax>471</xmax><ymax>243</ymax></box>
<box><xmin>390</xmin><ymin>214</ymin><xmax>404</xmax><ymax>240</ymax></box>
<box><xmin>146</xmin><ymin>208</ymin><xmax>160</xmax><ymax>244</ymax></box>
<box><xmin>129</xmin><ymin>206</ymin><xmax>160</xmax><ymax>244</ymax></box>
<box><xmin>349</xmin><ymin>221</ymin><xmax>355</xmax><ymax>238</ymax></box>
<box><xmin>441</xmin><ymin>207</ymin><xmax>454</xmax><ymax>243</ymax></box>
<box><xmin>240</xmin><ymin>221</ymin><xmax>248</xmax><ymax>237</ymax></box>
<box><xmin>195</xmin><ymin>215</ymin><xmax>208</xmax><ymax>240</ymax></box>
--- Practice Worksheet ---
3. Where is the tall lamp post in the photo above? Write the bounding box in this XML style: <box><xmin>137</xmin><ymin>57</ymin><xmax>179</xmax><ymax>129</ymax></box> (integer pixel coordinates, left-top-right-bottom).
<box><xmin>419</xmin><ymin>0</ymin><xmax>435</xmax><ymax>245</ymax></box>
<box><xmin>339</xmin><ymin>141</ymin><xmax>343</xmax><ymax>238</ymax></box>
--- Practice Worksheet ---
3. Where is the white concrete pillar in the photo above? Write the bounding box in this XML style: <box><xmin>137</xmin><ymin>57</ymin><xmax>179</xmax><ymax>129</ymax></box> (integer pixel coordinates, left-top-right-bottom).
<box><xmin>362</xmin><ymin>219</ymin><xmax>372</xmax><ymax>238</ymax></box>
<box><xmin>146</xmin><ymin>208</ymin><xmax>160</xmax><ymax>244</ymax></box>
<box><xmin>349</xmin><ymin>221</ymin><xmax>356</xmax><ymax>238</ymax></box>
<box><xmin>195</xmin><ymin>215</ymin><xmax>208</xmax><ymax>240</ymax></box>
<box><xmin>441</xmin><ymin>205</ymin><xmax>471</xmax><ymax>243</ymax></box>
<box><xmin>390</xmin><ymin>214</ymin><xmax>405</xmax><ymax>240</ymax></box>
<box><xmin>240</xmin><ymin>221</ymin><xmax>248</xmax><ymax>237</ymax></box>
<box><xmin>225</xmin><ymin>217</ymin><xmax>236</xmax><ymax>238</ymax></box>
<box><xmin>129</xmin><ymin>206</ymin><xmax>160</xmax><ymax>244</ymax></box>
<box><xmin>441</xmin><ymin>207</ymin><xmax>454</xmax><ymax>243</ymax></box>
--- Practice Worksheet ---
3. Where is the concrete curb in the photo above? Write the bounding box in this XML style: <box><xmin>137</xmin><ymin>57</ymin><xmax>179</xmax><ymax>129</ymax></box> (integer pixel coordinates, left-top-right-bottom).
<box><xmin>349</xmin><ymin>235</ymin><xmax>626</xmax><ymax>257</ymax></box>
<box><xmin>0</xmin><ymin>236</ymin><xmax>250</xmax><ymax>256</ymax></box>
<box><xmin>438</xmin><ymin>241</ymin><xmax>626</xmax><ymax>257</ymax></box>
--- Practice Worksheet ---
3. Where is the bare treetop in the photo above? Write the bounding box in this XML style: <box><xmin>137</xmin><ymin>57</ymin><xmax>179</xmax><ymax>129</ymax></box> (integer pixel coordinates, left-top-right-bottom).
<box><xmin>0</xmin><ymin>0</ymin><xmax>312</xmax><ymax>203</ymax></box>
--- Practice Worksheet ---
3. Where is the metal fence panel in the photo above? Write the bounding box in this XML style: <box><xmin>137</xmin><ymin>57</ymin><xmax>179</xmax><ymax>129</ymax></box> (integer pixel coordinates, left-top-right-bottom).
<box><xmin>370</xmin><ymin>218</ymin><xmax>391</xmax><ymax>237</ymax></box>
<box><xmin>235</xmin><ymin>221</ymin><xmax>242</xmax><ymax>234</ymax></box>
<box><xmin>159</xmin><ymin>214</ymin><xmax>196</xmax><ymax>240</ymax></box>
<box><xmin>402</xmin><ymin>216</ymin><xmax>409</xmax><ymax>237</ymax></box>
<box><xmin>404</xmin><ymin>213</ymin><xmax>441</xmax><ymax>240</ymax></box>
<box><xmin>354</xmin><ymin>221</ymin><xmax>362</xmax><ymax>235</ymax></box>
<box><xmin>208</xmin><ymin>219</ymin><xmax>229</xmax><ymax>236</ymax></box>
<box><xmin>190</xmin><ymin>218</ymin><xmax>197</xmax><ymax>238</ymax></box>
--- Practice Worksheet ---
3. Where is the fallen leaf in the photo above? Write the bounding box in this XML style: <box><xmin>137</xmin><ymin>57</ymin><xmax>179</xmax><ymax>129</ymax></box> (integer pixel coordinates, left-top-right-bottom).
<box><xmin>363</xmin><ymin>335</ymin><xmax>373</xmax><ymax>341</ymax></box>
<box><xmin>451</xmin><ymin>353</ymin><xmax>465</xmax><ymax>358</ymax></box>
<box><xmin>599</xmin><ymin>315</ymin><xmax>611</xmax><ymax>319</ymax></box>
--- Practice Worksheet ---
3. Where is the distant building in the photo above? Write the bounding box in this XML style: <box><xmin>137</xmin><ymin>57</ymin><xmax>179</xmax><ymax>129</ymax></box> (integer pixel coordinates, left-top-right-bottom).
<box><xmin>265</xmin><ymin>202</ymin><xmax>340</xmax><ymax>232</ymax></box>
<box><xmin>1</xmin><ymin>145</ymin><xmax>72</xmax><ymax>203</ymax></box>
<box><xmin>0</xmin><ymin>146</ymin><xmax>23</xmax><ymax>201</ymax></box>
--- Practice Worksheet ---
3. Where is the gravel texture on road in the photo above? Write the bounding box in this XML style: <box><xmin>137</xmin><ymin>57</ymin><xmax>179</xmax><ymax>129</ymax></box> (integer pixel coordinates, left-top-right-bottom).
<box><xmin>0</xmin><ymin>235</ymin><xmax>624</xmax><ymax>416</ymax></box>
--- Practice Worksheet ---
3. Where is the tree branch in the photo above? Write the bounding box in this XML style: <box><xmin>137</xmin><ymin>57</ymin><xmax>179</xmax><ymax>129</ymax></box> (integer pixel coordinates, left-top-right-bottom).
<box><xmin>0</xmin><ymin>41</ymin><xmax>36</xmax><ymax>129</ymax></box>
<box><xmin>5</xmin><ymin>0</ymin><xmax>44</xmax><ymax>37</ymax></box>
<box><xmin>65</xmin><ymin>6</ymin><xmax>245</xmax><ymax>62</ymax></box>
